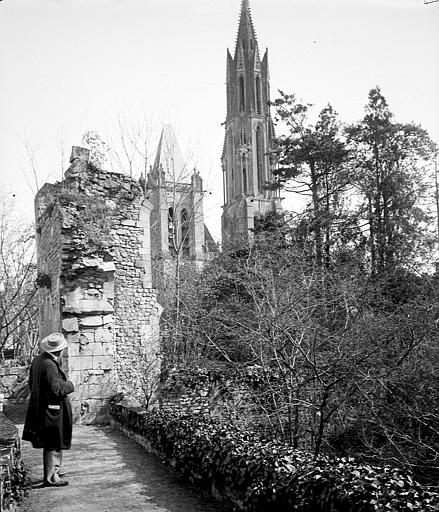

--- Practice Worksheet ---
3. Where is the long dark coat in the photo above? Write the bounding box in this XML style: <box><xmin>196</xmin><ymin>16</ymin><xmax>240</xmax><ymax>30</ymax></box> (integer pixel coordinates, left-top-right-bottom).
<box><xmin>22</xmin><ymin>352</ymin><xmax>75</xmax><ymax>450</ymax></box>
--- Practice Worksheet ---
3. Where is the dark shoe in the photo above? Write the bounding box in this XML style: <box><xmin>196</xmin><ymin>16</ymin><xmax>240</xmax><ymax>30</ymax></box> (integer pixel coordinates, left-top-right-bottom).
<box><xmin>43</xmin><ymin>480</ymin><xmax>69</xmax><ymax>487</ymax></box>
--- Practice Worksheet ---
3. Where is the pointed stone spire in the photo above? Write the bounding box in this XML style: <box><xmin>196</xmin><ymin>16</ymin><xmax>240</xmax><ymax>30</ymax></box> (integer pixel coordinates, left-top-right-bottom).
<box><xmin>153</xmin><ymin>125</ymin><xmax>188</xmax><ymax>183</ymax></box>
<box><xmin>234</xmin><ymin>0</ymin><xmax>259</xmax><ymax>60</ymax></box>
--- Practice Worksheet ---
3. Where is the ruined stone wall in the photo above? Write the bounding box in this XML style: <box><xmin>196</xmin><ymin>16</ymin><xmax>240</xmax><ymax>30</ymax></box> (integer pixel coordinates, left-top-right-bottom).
<box><xmin>35</xmin><ymin>147</ymin><xmax>162</xmax><ymax>423</ymax></box>
<box><xmin>0</xmin><ymin>365</ymin><xmax>28</xmax><ymax>405</ymax></box>
<box><xmin>111</xmin><ymin>197</ymin><xmax>162</xmax><ymax>408</ymax></box>
<box><xmin>35</xmin><ymin>185</ymin><xmax>63</xmax><ymax>337</ymax></box>
<box><xmin>159</xmin><ymin>366</ymin><xmax>256</xmax><ymax>423</ymax></box>
<box><xmin>0</xmin><ymin>413</ymin><xmax>26</xmax><ymax>512</ymax></box>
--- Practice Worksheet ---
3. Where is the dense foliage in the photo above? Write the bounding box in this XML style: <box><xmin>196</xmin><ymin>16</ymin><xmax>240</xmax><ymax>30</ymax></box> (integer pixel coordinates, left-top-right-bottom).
<box><xmin>345</xmin><ymin>88</ymin><xmax>436</xmax><ymax>273</ymax></box>
<box><xmin>161</xmin><ymin>89</ymin><xmax>439</xmax><ymax>484</ymax></box>
<box><xmin>110</xmin><ymin>402</ymin><xmax>439</xmax><ymax>512</ymax></box>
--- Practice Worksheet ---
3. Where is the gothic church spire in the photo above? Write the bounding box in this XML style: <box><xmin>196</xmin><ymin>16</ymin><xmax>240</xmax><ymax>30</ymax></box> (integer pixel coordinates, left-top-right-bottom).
<box><xmin>221</xmin><ymin>0</ymin><xmax>282</xmax><ymax>242</ymax></box>
<box><xmin>234</xmin><ymin>0</ymin><xmax>259</xmax><ymax>60</ymax></box>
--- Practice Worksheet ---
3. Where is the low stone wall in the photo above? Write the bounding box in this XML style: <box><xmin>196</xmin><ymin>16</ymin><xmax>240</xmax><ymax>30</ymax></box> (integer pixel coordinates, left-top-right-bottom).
<box><xmin>0</xmin><ymin>365</ymin><xmax>28</xmax><ymax>405</ymax></box>
<box><xmin>159</xmin><ymin>366</ymin><xmax>259</xmax><ymax>425</ymax></box>
<box><xmin>0</xmin><ymin>413</ymin><xmax>26</xmax><ymax>512</ymax></box>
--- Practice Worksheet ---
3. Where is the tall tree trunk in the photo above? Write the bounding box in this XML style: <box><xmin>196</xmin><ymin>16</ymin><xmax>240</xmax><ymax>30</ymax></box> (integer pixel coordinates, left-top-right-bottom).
<box><xmin>324</xmin><ymin>171</ymin><xmax>331</xmax><ymax>268</ymax></box>
<box><xmin>367</xmin><ymin>195</ymin><xmax>377</xmax><ymax>274</ymax></box>
<box><xmin>373</xmin><ymin>140</ymin><xmax>385</xmax><ymax>272</ymax></box>
<box><xmin>310</xmin><ymin>161</ymin><xmax>323</xmax><ymax>267</ymax></box>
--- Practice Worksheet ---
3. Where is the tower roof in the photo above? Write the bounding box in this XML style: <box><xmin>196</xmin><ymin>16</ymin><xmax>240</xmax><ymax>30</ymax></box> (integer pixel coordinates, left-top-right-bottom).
<box><xmin>234</xmin><ymin>0</ymin><xmax>259</xmax><ymax>60</ymax></box>
<box><xmin>153</xmin><ymin>125</ymin><xmax>188</xmax><ymax>182</ymax></box>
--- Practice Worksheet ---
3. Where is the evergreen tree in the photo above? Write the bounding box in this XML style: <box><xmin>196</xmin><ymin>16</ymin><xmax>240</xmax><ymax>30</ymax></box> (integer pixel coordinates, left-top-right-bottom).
<box><xmin>346</xmin><ymin>87</ymin><xmax>436</xmax><ymax>275</ymax></box>
<box><xmin>271</xmin><ymin>92</ymin><xmax>351</xmax><ymax>267</ymax></box>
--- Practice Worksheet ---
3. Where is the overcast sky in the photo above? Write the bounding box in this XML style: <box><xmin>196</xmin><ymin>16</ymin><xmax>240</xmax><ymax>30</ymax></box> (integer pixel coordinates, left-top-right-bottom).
<box><xmin>1</xmin><ymin>0</ymin><xmax>438</xmax><ymax>240</ymax></box>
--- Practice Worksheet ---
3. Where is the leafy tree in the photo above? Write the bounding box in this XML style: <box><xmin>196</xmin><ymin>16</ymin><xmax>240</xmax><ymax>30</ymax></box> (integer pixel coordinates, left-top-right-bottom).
<box><xmin>346</xmin><ymin>87</ymin><xmax>437</xmax><ymax>275</ymax></box>
<box><xmin>270</xmin><ymin>92</ymin><xmax>351</xmax><ymax>267</ymax></box>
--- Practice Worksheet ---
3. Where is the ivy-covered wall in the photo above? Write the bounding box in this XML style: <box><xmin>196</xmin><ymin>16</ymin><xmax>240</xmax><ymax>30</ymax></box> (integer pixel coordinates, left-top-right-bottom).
<box><xmin>0</xmin><ymin>413</ymin><xmax>26</xmax><ymax>512</ymax></box>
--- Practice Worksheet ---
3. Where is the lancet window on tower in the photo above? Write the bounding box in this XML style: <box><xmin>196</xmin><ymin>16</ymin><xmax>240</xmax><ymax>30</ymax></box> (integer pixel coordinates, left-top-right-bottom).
<box><xmin>256</xmin><ymin>125</ymin><xmax>264</xmax><ymax>191</ymax></box>
<box><xmin>255</xmin><ymin>75</ymin><xmax>262</xmax><ymax>114</ymax></box>
<box><xmin>241</xmin><ymin>154</ymin><xmax>248</xmax><ymax>194</ymax></box>
<box><xmin>239</xmin><ymin>75</ymin><xmax>245</xmax><ymax>111</ymax></box>
<box><xmin>240</xmin><ymin>125</ymin><xmax>247</xmax><ymax>145</ymax></box>
<box><xmin>168</xmin><ymin>207</ymin><xmax>176</xmax><ymax>255</ymax></box>
<box><xmin>181</xmin><ymin>208</ymin><xmax>190</xmax><ymax>258</ymax></box>
<box><xmin>242</xmin><ymin>167</ymin><xmax>247</xmax><ymax>194</ymax></box>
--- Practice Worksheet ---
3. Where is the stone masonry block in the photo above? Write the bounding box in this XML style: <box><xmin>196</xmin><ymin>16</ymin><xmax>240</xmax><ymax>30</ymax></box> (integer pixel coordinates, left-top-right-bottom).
<box><xmin>69</xmin><ymin>355</ymin><xmax>93</xmax><ymax>372</ymax></box>
<box><xmin>79</xmin><ymin>316</ymin><xmax>104</xmax><ymax>327</ymax></box>
<box><xmin>86</xmin><ymin>370</ymin><xmax>111</xmax><ymax>386</ymax></box>
<box><xmin>102</xmin><ymin>262</ymin><xmax>116</xmax><ymax>272</ymax></box>
<box><xmin>66</xmin><ymin>332</ymin><xmax>80</xmax><ymax>344</ymax></box>
<box><xmin>68</xmin><ymin>341</ymin><xmax>81</xmax><ymax>357</ymax></box>
<box><xmin>62</xmin><ymin>288</ymin><xmax>82</xmax><ymax>312</ymax></box>
<box><xmin>103</xmin><ymin>343</ymin><xmax>116</xmax><ymax>356</ymax></box>
<box><xmin>81</xmin><ymin>341</ymin><xmax>115</xmax><ymax>357</ymax></box>
<box><xmin>67</xmin><ymin>334</ymin><xmax>93</xmax><ymax>357</ymax></box>
<box><xmin>70</xmin><ymin>383</ymin><xmax>90</xmax><ymax>401</ymax></box>
<box><xmin>104</xmin><ymin>178</ymin><xmax>119</xmax><ymax>189</ymax></box>
<box><xmin>62</xmin><ymin>317</ymin><xmax>79</xmax><ymax>333</ymax></box>
<box><xmin>102</xmin><ymin>314</ymin><xmax>113</xmax><ymax>325</ymax></box>
<box><xmin>89</xmin><ymin>382</ymin><xmax>115</xmax><ymax>400</ymax></box>
<box><xmin>94</xmin><ymin>328</ymin><xmax>113</xmax><ymax>344</ymax></box>
<box><xmin>92</xmin><ymin>355</ymin><xmax>114</xmax><ymax>371</ymax></box>
<box><xmin>121</xmin><ymin>219</ymin><xmax>136</xmax><ymax>227</ymax></box>
<box><xmin>68</xmin><ymin>369</ymin><xmax>85</xmax><ymax>388</ymax></box>
<box><xmin>80</xmin><ymin>331</ymin><xmax>95</xmax><ymax>344</ymax></box>
<box><xmin>103</xmin><ymin>282</ymin><xmax>114</xmax><ymax>300</ymax></box>
<box><xmin>65</xmin><ymin>299</ymin><xmax>114</xmax><ymax>315</ymax></box>
<box><xmin>73</xmin><ymin>379</ymin><xmax>116</xmax><ymax>401</ymax></box>
<box><xmin>70</xmin><ymin>146</ymin><xmax>90</xmax><ymax>163</ymax></box>
<box><xmin>77</xmin><ymin>342</ymin><xmax>106</xmax><ymax>357</ymax></box>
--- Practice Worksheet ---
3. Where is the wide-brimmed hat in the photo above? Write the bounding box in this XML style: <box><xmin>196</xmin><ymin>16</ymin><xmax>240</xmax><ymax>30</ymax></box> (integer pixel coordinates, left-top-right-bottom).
<box><xmin>40</xmin><ymin>333</ymin><xmax>68</xmax><ymax>353</ymax></box>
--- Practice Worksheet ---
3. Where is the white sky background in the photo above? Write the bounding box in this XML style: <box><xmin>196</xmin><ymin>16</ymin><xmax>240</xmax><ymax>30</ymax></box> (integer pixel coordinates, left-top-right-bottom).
<box><xmin>1</xmin><ymin>0</ymin><xmax>438</xmax><ymax>241</ymax></box>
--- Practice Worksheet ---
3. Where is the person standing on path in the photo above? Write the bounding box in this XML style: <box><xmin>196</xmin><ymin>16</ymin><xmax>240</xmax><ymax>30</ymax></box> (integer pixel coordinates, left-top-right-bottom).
<box><xmin>22</xmin><ymin>332</ymin><xmax>75</xmax><ymax>487</ymax></box>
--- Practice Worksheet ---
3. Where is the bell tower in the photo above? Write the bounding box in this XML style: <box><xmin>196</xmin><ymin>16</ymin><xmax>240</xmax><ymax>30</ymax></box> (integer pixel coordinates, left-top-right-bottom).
<box><xmin>221</xmin><ymin>0</ymin><xmax>282</xmax><ymax>242</ymax></box>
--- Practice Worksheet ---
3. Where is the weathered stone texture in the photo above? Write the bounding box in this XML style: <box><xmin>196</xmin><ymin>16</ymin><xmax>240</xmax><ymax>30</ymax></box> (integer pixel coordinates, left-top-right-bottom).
<box><xmin>34</xmin><ymin>147</ymin><xmax>162</xmax><ymax>424</ymax></box>
<box><xmin>0</xmin><ymin>365</ymin><xmax>28</xmax><ymax>404</ymax></box>
<box><xmin>0</xmin><ymin>413</ymin><xmax>26</xmax><ymax>511</ymax></box>
<box><xmin>35</xmin><ymin>196</ymin><xmax>63</xmax><ymax>338</ymax></box>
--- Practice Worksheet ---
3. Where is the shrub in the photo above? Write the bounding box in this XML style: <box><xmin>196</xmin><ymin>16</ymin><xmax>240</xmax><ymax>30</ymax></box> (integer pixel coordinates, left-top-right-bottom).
<box><xmin>109</xmin><ymin>401</ymin><xmax>439</xmax><ymax>511</ymax></box>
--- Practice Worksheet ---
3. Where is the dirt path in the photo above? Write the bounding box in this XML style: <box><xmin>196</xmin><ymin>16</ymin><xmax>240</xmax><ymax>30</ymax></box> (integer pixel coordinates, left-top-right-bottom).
<box><xmin>17</xmin><ymin>424</ymin><xmax>227</xmax><ymax>512</ymax></box>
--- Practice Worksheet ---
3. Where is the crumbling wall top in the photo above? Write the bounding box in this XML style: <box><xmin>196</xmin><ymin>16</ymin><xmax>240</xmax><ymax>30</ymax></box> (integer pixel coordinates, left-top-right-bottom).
<box><xmin>66</xmin><ymin>146</ymin><xmax>91</xmax><ymax>179</ymax></box>
<box><xmin>70</xmin><ymin>146</ymin><xmax>90</xmax><ymax>163</ymax></box>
